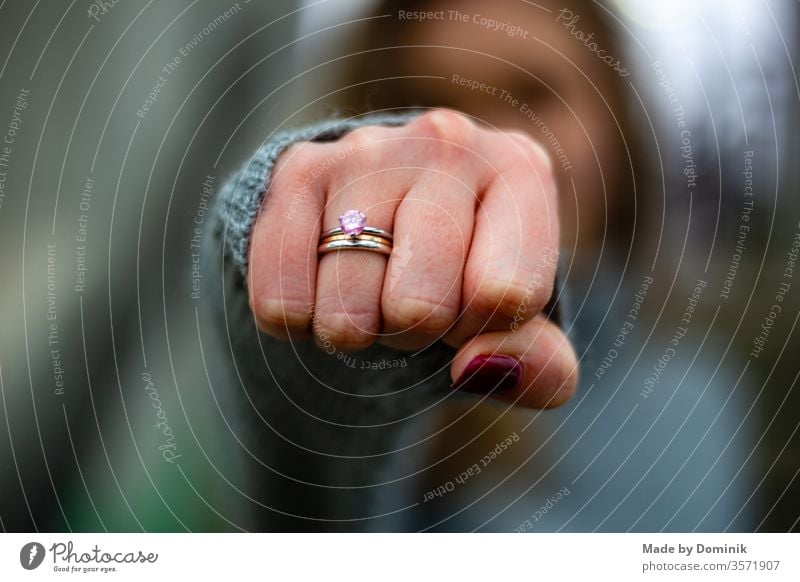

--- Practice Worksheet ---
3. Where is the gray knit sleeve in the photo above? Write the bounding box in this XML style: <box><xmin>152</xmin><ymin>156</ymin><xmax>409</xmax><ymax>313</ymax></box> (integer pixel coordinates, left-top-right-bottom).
<box><xmin>214</xmin><ymin>111</ymin><xmax>423</xmax><ymax>278</ymax></box>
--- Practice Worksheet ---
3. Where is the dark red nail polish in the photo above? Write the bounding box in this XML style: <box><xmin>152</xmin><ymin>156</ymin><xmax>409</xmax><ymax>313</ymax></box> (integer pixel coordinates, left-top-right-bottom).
<box><xmin>452</xmin><ymin>354</ymin><xmax>522</xmax><ymax>394</ymax></box>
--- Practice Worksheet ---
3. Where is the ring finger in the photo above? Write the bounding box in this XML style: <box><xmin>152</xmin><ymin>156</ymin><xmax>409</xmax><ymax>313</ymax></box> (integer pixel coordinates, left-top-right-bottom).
<box><xmin>313</xmin><ymin>128</ymin><xmax>410</xmax><ymax>351</ymax></box>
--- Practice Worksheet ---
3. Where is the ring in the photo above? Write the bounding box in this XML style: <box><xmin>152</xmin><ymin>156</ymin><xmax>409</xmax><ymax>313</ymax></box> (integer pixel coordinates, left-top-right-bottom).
<box><xmin>318</xmin><ymin>210</ymin><xmax>393</xmax><ymax>256</ymax></box>
<box><xmin>318</xmin><ymin>239</ymin><xmax>392</xmax><ymax>256</ymax></box>
<box><xmin>320</xmin><ymin>226</ymin><xmax>394</xmax><ymax>241</ymax></box>
<box><xmin>321</xmin><ymin>233</ymin><xmax>393</xmax><ymax>245</ymax></box>
<box><xmin>320</xmin><ymin>210</ymin><xmax>394</xmax><ymax>241</ymax></box>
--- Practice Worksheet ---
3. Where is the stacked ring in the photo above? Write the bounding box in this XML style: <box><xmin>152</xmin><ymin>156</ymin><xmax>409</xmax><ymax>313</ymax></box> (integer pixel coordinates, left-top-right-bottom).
<box><xmin>320</xmin><ymin>226</ymin><xmax>394</xmax><ymax>242</ymax></box>
<box><xmin>318</xmin><ymin>210</ymin><xmax>393</xmax><ymax>256</ymax></box>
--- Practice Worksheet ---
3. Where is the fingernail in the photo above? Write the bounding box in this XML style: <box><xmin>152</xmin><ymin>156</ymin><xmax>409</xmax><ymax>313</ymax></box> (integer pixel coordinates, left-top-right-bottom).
<box><xmin>452</xmin><ymin>354</ymin><xmax>522</xmax><ymax>394</ymax></box>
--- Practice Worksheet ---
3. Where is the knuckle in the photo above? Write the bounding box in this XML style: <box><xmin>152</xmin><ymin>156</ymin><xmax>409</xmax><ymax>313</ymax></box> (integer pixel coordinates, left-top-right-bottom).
<box><xmin>253</xmin><ymin>297</ymin><xmax>310</xmax><ymax>333</ymax></box>
<box><xmin>506</xmin><ymin>131</ymin><xmax>554</xmax><ymax>174</ymax></box>
<box><xmin>277</xmin><ymin>142</ymin><xmax>323</xmax><ymax>176</ymax></box>
<box><xmin>272</xmin><ymin>142</ymin><xmax>329</xmax><ymax>191</ymax></box>
<box><xmin>340</xmin><ymin>126</ymin><xmax>387</xmax><ymax>160</ymax></box>
<box><xmin>313</xmin><ymin>308</ymin><xmax>377</xmax><ymax>351</ymax></box>
<box><xmin>470</xmin><ymin>278</ymin><xmax>543</xmax><ymax>321</ymax></box>
<box><xmin>383</xmin><ymin>296</ymin><xmax>456</xmax><ymax>336</ymax></box>
<box><xmin>332</xmin><ymin>127</ymin><xmax>389</xmax><ymax>176</ymax></box>
<box><xmin>411</xmin><ymin>109</ymin><xmax>475</xmax><ymax>147</ymax></box>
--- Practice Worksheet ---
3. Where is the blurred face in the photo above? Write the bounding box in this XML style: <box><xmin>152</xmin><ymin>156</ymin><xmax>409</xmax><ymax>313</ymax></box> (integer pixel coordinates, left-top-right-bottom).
<box><xmin>397</xmin><ymin>0</ymin><xmax>628</xmax><ymax>246</ymax></box>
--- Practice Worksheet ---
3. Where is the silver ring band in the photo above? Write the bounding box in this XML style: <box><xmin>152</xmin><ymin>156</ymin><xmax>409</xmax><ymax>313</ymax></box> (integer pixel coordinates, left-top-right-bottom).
<box><xmin>320</xmin><ymin>226</ymin><xmax>394</xmax><ymax>242</ymax></box>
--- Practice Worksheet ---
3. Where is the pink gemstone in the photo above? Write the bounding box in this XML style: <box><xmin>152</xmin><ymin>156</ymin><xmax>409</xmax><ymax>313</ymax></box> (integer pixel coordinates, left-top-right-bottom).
<box><xmin>339</xmin><ymin>210</ymin><xmax>367</xmax><ymax>236</ymax></box>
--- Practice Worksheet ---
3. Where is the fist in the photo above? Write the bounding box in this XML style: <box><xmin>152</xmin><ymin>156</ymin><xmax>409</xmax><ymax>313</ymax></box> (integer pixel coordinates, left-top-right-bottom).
<box><xmin>248</xmin><ymin>110</ymin><xmax>578</xmax><ymax>408</ymax></box>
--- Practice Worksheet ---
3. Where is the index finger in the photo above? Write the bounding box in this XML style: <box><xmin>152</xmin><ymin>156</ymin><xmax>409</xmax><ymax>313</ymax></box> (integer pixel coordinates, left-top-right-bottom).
<box><xmin>446</xmin><ymin>130</ymin><xmax>560</xmax><ymax>346</ymax></box>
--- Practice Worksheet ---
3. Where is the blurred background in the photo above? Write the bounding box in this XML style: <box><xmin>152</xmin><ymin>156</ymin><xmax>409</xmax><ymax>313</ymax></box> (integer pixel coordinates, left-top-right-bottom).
<box><xmin>0</xmin><ymin>0</ymin><xmax>798</xmax><ymax>532</ymax></box>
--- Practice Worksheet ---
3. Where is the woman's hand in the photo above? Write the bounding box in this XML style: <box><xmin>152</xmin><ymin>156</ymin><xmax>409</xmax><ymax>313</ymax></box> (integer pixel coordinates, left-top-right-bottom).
<box><xmin>247</xmin><ymin>110</ymin><xmax>578</xmax><ymax>408</ymax></box>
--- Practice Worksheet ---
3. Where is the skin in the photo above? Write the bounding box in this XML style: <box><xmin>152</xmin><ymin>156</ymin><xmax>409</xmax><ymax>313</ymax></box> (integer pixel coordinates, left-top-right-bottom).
<box><xmin>248</xmin><ymin>0</ymin><xmax>626</xmax><ymax>410</ymax></box>
<box><xmin>249</xmin><ymin>111</ymin><xmax>577</xmax><ymax>409</ymax></box>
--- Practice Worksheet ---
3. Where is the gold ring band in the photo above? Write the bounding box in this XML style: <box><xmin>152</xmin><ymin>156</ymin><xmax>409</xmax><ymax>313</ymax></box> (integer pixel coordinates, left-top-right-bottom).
<box><xmin>318</xmin><ymin>239</ymin><xmax>393</xmax><ymax>256</ymax></box>
<box><xmin>320</xmin><ymin>233</ymin><xmax>392</xmax><ymax>246</ymax></box>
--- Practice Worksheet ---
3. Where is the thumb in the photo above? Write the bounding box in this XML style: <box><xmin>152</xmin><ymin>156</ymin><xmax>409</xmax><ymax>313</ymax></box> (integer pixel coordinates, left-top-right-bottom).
<box><xmin>450</xmin><ymin>315</ymin><xmax>578</xmax><ymax>408</ymax></box>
